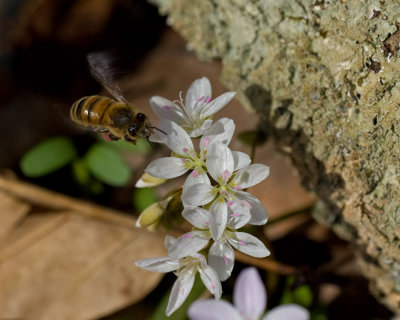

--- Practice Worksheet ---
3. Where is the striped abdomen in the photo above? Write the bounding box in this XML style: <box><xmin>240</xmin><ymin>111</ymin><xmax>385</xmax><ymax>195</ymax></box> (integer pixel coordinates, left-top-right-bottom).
<box><xmin>70</xmin><ymin>95</ymin><xmax>123</xmax><ymax>127</ymax></box>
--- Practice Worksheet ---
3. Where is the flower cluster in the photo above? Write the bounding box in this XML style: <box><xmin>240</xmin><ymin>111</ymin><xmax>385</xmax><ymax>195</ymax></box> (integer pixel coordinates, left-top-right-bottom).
<box><xmin>135</xmin><ymin>77</ymin><xmax>271</xmax><ymax>316</ymax></box>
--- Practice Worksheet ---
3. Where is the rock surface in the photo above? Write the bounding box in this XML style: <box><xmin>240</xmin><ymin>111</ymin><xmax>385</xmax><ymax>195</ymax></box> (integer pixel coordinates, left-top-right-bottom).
<box><xmin>150</xmin><ymin>0</ymin><xmax>400</xmax><ymax>313</ymax></box>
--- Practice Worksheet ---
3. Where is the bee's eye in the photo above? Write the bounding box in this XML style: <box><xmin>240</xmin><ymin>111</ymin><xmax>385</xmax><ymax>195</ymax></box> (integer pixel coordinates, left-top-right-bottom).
<box><xmin>136</xmin><ymin>113</ymin><xmax>145</xmax><ymax>121</ymax></box>
<box><xmin>128</xmin><ymin>124</ymin><xmax>137</xmax><ymax>136</ymax></box>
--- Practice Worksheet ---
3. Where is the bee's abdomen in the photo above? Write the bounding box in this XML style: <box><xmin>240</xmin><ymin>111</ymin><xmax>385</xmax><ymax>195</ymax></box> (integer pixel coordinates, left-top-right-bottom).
<box><xmin>70</xmin><ymin>95</ymin><xmax>115</xmax><ymax>126</ymax></box>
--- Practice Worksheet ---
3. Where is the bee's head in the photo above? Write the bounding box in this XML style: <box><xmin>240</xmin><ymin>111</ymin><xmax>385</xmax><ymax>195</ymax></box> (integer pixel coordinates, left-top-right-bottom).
<box><xmin>127</xmin><ymin>112</ymin><xmax>153</xmax><ymax>139</ymax></box>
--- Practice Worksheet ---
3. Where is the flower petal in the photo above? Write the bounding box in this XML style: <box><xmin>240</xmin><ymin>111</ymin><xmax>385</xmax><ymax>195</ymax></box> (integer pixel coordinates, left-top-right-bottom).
<box><xmin>233</xmin><ymin>267</ymin><xmax>266</xmax><ymax>319</ymax></box>
<box><xmin>134</xmin><ymin>256</ymin><xmax>179</xmax><ymax>273</ymax></box>
<box><xmin>164</xmin><ymin>235</ymin><xmax>176</xmax><ymax>250</ymax></box>
<box><xmin>206</xmin><ymin>142</ymin><xmax>234</xmax><ymax>182</ymax></box>
<box><xmin>183</xmin><ymin>171</ymin><xmax>211</xmax><ymax>191</ymax></box>
<box><xmin>166</xmin><ymin>269</ymin><xmax>195</xmax><ymax>316</ymax></box>
<box><xmin>185</xmin><ymin>77</ymin><xmax>212</xmax><ymax>115</ymax></box>
<box><xmin>263</xmin><ymin>304</ymin><xmax>310</xmax><ymax>320</ymax></box>
<box><xmin>150</xmin><ymin>96</ymin><xmax>187</xmax><ymax>124</ymax></box>
<box><xmin>188</xmin><ymin>119</ymin><xmax>213</xmax><ymax>138</ymax></box>
<box><xmin>231</xmin><ymin>151</ymin><xmax>251</xmax><ymax>171</ymax></box>
<box><xmin>156</xmin><ymin>119</ymin><xmax>194</xmax><ymax>155</ymax></box>
<box><xmin>209</xmin><ymin>199</ymin><xmax>228</xmax><ymax>241</ymax></box>
<box><xmin>188</xmin><ymin>300</ymin><xmax>242</xmax><ymax>320</ymax></box>
<box><xmin>208</xmin><ymin>241</ymin><xmax>235</xmax><ymax>281</ymax></box>
<box><xmin>145</xmin><ymin>157</ymin><xmax>188</xmax><ymax>179</ymax></box>
<box><xmin>198</xmin><ymin>264</ymin><xmax>223</xmax><ymax>299</ymax></box>
<box><xmin>168</xmin><ymin>230</ymin><xmax>210</xmax><ymax>259</ymax></box>
<box><xmin>232</xmin><ymin>164</ymin><xmax>270</xmax><ymax>189</ymax></box>
<box><xmin>182</xmin><ymin>206</ymin><xmax>210</xmax><ymax>229</ymax></box>
<box><xmin>228</xmin><ymin>232</ymin><xmax>270</xmax><ymax>258</ymax></box>
<box><xmin>201</xmin><ymin>92</ymin><xmax>237</xmax><ymax>118</ymax></box>
<box><xmin>201</xmin><ymin>118</ymin><xmax>235</xmax><ymax>147</ymax></box>
<box><xmin>182</xmin><ymin>183</ymin><xmax>215</xmax><ymax>207</ymax></box>
<box><xmin>135</xmin><ymin>172</ymin><xmax>167</xmax><ymax>188</ymax></box>
<box><xmin>235</xmin><ymin>191</ymin><xmax>268</xmax><ymax>225</ymax></box>
<box><xmin>227</xmin><ymin>201</ymin><xmax>251</xmax><ymax>229</ymax></box>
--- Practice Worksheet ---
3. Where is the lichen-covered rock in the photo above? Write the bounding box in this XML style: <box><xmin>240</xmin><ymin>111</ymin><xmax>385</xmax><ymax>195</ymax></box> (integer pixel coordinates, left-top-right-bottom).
<box><xmin>150</xmin><ymin>0</ymin><xmax>400</xmax><ymax>314</ymax></box>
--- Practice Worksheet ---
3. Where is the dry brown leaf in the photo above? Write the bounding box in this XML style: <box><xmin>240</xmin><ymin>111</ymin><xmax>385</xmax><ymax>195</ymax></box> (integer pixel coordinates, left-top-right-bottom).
<box><xmin>0</xmin><ymin>191</ymin><xmax>30</xmax><ymax>242</ymax></box>
<box><xmin>0</xmin><ymin>178</ymin><xmax>167</xmax><ymax>320</ymax></box>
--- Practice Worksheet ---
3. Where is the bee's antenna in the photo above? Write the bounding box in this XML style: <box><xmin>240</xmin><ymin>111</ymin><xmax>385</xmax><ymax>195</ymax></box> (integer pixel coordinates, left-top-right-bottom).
<box><xmin>151</xmin><ymin>127</ymin><xmax>168</xmax><ymax>135</ymax></box>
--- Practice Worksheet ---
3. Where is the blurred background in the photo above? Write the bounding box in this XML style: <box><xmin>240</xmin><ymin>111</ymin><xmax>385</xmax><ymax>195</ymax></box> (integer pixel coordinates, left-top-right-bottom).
<box><xmin>0</xmin><ymin>0</ymin><xmax>394</xmax><ymax>319</ymax></box>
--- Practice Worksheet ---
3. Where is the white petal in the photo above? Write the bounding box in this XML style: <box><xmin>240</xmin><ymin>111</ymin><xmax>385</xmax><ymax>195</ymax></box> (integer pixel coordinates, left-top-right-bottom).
<box><xmin>183</xmin><ymin>171</ymin><xmax>211</xmax><ymax>191</ymax></box>
<box><xmin>150</xmin><ymin>96</ymin><xmax>187</xmax><ymax>124</ymax></box>
<box><xmin>199</xmin><ymin>264</ymin><xmax>223</xmax><ymax>299</ymax></box>
<box><xmin>188</xmin><ymin>300</ymin><xmax>242</xmax><ymax>320</ymax></box>
<box><xmin>166</xmin><ymin>269</ymin><xmax>195</xmax><ymax>316</ymax></box>
<box><xmin>227</xmin><ymin>201</ymin><xmax>251</xmax><ymax>229</ymax></box>
<box><xmin>168</xmin><ymin>231</ymin><xmax>210</xmax><ymax>259</ymax></box>
<box><xmin>164</xmin><ymin>235</ymin><xmax>176</xmax><ymax>250</ymax></box>
<box><xmin>209</xmin><ymin>199</ymin><xmax>228</xmax><ymax>241</ymax></box>
<box><xmin>206</xmin><ymin>142</ymin><xmax>234</xmax><ymax>182</ymax></box>
<box><xmin>201</xmin><ymin>118</ymin><xmax>235</xmax><ymax>147</ymax></box>
<box><xmin>208</xmin><ymin>241</ymin><xmax>235</xmax><ymax>281</ymax></box>
<box><xmin>182</xmin><ymin>206</ymin><xmax>210</xmax><ymax>229</ymax></box>
<box><xmin>182</xmin><ymin>183</ymin><xmax>215</xmax><ymax>207</ymax></box>
<box><xmin>201</xmin><ymin>92</ymin><xmax>237</xmax><ymax>118</ymax></box>
<box><xmin>156</xmin><ymin>119</ymin><xmax>194</xmax><ymax>155</ymax></box>
<box><xmin>134</xmin><ymin>256</ymin><xmax>179</xmax><ymax>273</ymax></box>
<box><xmin>232</xmin><ymin>164</ymin><xmax>270</xmax><ymax>189</ymax></box>
<box><xmin>188</xmin><ymin>119</ymin><xmax>213</xmax><ymax>138</ymax></box>
<box><xmin>234</xmin><ymin>267</ymin><xmax>266</xmax><ymax>319</ymax></box>
<box><xmin>263</xmin><ymin>304</ymin><xmax>310</xmax><ymax>320</ymax></box>
<box><xmin>145</xmin><ymin>157</ymin><xmax>188</xmax><ymax>179</ymax></box>
<box><xmin>232</xmin><ymin>151</ymin><xmax>251</xmax><ymax>171</ymax></box>
<box><xmin>185</xmin><ymin>77</ymin><xmax>212</xmax><ymax>115</ymax></box>
<box><xmin>228</xmin><ymin>232</ymin><xmax>270</xmax><ymax>258</ymax></box>
<box><xmin>236</xmin><ymin>191</ymin><xmax>268</xmax><ymax>225</ymax></box>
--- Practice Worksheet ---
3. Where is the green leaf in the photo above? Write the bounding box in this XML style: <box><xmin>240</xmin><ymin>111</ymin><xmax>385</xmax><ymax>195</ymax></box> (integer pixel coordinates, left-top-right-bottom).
<box><xmin>133</xmin><ymin>188</ymin><xmax>158</xmax><ymax>212</ymax></box>
<box><xmin>20</xmin><ymin>136</ymin><xmax>77</xmax><ymax>177</ymax></box>
<box><xmin>292</xmin><ymin>284</ymin><xmax>313</xmax><ymax>308</ymax></box>
<box><xmin>85</xmin><ymin>143</ymin><xmax>132</xmax><ymax>186</ymax></box>
<box><xmin>72</xmin><ymin>159</ymin><xmax>90</xmax><ymax>186</ymax></box>
<box><xmin>280</xmin><ymin>281</ymin><xmax>313</xmax><ymax>308</ymax></box>
<box><xmin>148</xmin><ymin>275</ymin><xmax>205</xmax><ymax>320</ymax></box>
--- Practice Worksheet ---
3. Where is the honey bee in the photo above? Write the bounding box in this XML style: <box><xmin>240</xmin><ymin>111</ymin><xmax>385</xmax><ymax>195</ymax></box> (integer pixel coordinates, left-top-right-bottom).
<box><xmin>70</xmin><ymin>52</ymin><xmax>155</xmax><ymax>144</ymax></box>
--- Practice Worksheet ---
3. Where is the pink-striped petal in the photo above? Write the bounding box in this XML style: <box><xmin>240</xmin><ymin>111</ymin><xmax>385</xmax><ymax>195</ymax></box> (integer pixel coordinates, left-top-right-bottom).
<box><xmin>208</xmin><ymin>241</ymin><xmax>235</xmax><ymax>281</ymax></box>
<box><xmin>188</xmin><ymin>300</ymin><xmax>242</xmax><ymax>320</ymax></box>
<box><xmin>166</xmin><ymin>269</ymin><xmax>195</xmax><ymax>316</ymax></box>
<box><xmin>234</xmin><ymin>267</ymin><xmax>266</xmax><ymax>319</ymax></box>
<box><xmin>263</xmin><ymin>304</ymin><xmax>310</xmax><ymax>320</ymax></box>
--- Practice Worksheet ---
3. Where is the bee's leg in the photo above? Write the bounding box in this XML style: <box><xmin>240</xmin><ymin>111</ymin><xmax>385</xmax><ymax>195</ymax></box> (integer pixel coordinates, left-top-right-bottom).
<box><xmin>108</xmin><ymin>133</ymin><xmax>120</xmax><ymax>141</ymax></box>
<box><xmin>124</xmin><ymin>135</ymin><xmax>137</xmax><ymax>145</ymax></box>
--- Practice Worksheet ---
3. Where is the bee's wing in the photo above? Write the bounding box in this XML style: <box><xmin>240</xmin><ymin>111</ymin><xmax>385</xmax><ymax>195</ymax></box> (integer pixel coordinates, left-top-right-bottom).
<box><xmin>87</xmin><ymin>51</ymin><xmax>127</xmax><ymax>103</ymax></box>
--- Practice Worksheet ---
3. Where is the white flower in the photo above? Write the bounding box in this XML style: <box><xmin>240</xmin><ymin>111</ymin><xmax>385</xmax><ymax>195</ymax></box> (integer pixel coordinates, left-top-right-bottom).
<box><xmin>145</xmin><ymin>118</ymin><xmax>249</xmax><ymax>190</ymax></box>
<box><xmin>135</xmin><ymin>236</ymin><xmax>222</xmax><ymax>316</ymax></box>
<box><xmin>150</xmin><ymin>77</ymin><xmax>237</xmax><ymax>137</ymax></box>
<box><xmin>182</xmin><ymin>141</ymin><xmax>269</xmax><ymax>229</ymax></box>
<box><xmin>168</xmin><ymin>205</ymin><xmax>270</xmax><ymax>281</ymax></box>
<box><xmin>188</xmin><ymin>267</ymin><xmax>310</xmax><ymax>320</ymax></box>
